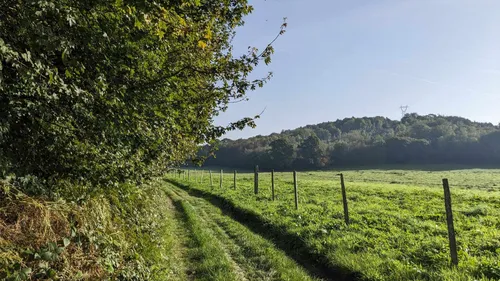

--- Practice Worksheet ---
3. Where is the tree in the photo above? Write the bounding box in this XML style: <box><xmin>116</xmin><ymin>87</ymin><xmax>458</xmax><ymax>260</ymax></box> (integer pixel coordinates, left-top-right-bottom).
<box><xmin>410</xmin><ymin>123</ymin><xmax>432</xmax><ymax>139</ymax></box>
<box><xmin>0</xmin><ymin>0</ymin><xmax>285</xmax><ymax>191</ymax></box>
<box><xmin>203</xmin><ymin>114</ymin><xmax>500</xmax><ymax>169</ymax></box>
<box><xmin>341</xmin><ymin>130</ymin><xmax>368</xmax><ymax>148</ymax></box>
<box><xmin>385</xmin><ymin>137</ymin><xmax>429</xmax><ymax>164</ymax></box>
<box><xmin>329</xmin><ymin>141</ymin><xmax>349</xmax><ymax>165</ymax></box>
<box><xmin>479</xmin><ymin>131</ymin><xmax>500</xmax><ymax>163</ymax></box>
<box><xmin>268</xmin><ymin>138</ymin><xmax>295</xmax><ymax>170</ymax></box>
<box><xmin>323</xmin><ymin>124</ymin><xmax>341</xmax><ymax>139</ymax></box>
<box><xmin>297</xmin><ymin>135</ymin><xmax>326</xmax><ymax>168</ymax></box>
<box><xmin>315</xmin><ymin>128</ymin><xmax>331</xmax><ymax>142</ymax></box>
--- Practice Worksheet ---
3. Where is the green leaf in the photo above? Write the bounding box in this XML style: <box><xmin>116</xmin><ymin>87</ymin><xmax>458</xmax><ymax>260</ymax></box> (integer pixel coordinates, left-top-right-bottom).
<box><xmin>40</xmin><ymin>251</ymin><xmax>53</xmax><ymax>261</ymax></box>
<box><xmin>56</xmin><ymin>246</ymin><xmax>64</xmax><ymax>254</ymax></box>
<box><xmin>62</xmin><ymin>238</ymin><xmax>70</xmax><ymax>247</ymax></box>
<box><xmin>134</xmin><ymin>18</ymin><xmax>143</xmax><ymax>29</ymax></box>
<box><xmin>197</xmin><ymin>40</ymin><xmax>207</xmax><ymax>49</ymax></box>
<box><xmin>48</xmin><ymin>269</ymin><xmax>57</xmax><ymax>278</ymax></box>
<box><xmin>67</xmin><ymin>15</ymin><xmax>76</xmax><ymax>27</ymax></box>
<box><xmin>156</xmin><ymin>29</ymin><xmax>165</xmax><ymax>39</ymax></box>
<box><xmin>21</xmin><ymin>267</ymin><xmax>32</xmax><ymax>275</ymax></box>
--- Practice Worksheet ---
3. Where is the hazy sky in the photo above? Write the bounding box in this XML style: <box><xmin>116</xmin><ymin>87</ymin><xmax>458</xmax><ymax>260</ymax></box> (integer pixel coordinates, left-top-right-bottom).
<box><xmin>214</xmin><ymin>0</ymin><xmax>500</xmax><ymax>139</ymax></box>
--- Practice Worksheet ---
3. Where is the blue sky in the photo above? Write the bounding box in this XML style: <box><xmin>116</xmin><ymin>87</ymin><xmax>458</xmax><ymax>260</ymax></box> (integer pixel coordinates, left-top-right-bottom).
<box><xmin>215</xmin><ymin>0</ymin><xmax>500</xmax><ymax>139</ymax></box>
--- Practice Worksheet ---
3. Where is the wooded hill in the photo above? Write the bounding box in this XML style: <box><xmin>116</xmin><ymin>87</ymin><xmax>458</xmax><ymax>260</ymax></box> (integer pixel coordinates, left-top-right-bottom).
<box><xmin>203</xmin><ymin>114</ymin><xmax>500</xmax><ymax>170</ymax></box>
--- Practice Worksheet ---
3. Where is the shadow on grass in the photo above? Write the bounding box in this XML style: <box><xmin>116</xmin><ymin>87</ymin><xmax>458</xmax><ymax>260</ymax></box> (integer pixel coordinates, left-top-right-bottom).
<box><xmin>165</xmin><ymin>179</ymin><xmax>363</xmax><ymax>281</ymax></box>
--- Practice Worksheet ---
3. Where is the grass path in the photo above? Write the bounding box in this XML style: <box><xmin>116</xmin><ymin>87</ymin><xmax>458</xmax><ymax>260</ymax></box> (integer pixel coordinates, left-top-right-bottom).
<box><xmin>162</xmin><ymin>195</ymin><xmax>193</xmax><ymax>280</ymax></box>
<box><xmin>169</xmin><ymin>188</ymin><xmax>249</xmax><ymax>281</ymax></box>
<box><xmin>165</xmin><ymin>183</ymin><xmax>320</xmax><ymax>281</ymax></box>
<box><xmin>167</xmin><ymin>189</ymin><xmax>241</xmax><ymax>281</ymax></box>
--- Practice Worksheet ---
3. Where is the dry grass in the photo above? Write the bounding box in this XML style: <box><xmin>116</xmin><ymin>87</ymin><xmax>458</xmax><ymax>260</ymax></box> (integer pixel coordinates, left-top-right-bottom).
<box><xmin>0</xmin><ymin>181</ymin><xmax>105</xmax><ymax>280</ymax></box>
<box><xmin>0</xmin><ymin>194</ymin><xmax>69</xmax><ymax>248</ymax></box>
<box><xmin>0</xmin><ymin>179</ymin><xmax>179</xmax><ymax>280</ymax></box>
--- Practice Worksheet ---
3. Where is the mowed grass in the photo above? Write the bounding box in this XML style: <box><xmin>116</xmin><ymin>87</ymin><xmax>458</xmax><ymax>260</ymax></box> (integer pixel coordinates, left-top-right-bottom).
<box><xmin>167</xmin><ymin>184</ymin><xmax>318</xmax><ymax>281</ymax></box>
<box><xmin>174</xmin><ymin>168</ymin><xmax>500</xmax><ymax>281</ymax></box>
<box><xmin>167</xmin><ymin>189</ymin><xmax>246</xmax><ymax>281</ymax></box>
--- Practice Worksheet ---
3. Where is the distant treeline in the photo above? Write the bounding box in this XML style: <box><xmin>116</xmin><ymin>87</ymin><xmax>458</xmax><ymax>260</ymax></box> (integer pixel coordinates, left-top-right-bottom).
<box><xmin>200</xmin><ymin>114</ymin><xmax>500</xmax><ymax>170</ymax></box>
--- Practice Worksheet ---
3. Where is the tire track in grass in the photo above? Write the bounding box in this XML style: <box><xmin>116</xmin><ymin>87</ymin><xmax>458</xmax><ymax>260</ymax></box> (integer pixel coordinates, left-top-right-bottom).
<box><xmin>166</xmin><ymin>189</ymin><xmax>241</xmax><ymax>281</ymax></box>
<box><xmin>169</xmin><ymin>185</ymin><xmax>321</xmax><ymax>281</ymax></box>
<box><xmin>171</xmin><ymin>187</ymin><xmax>266</xmax><ymax>281</ymax></box>
<box><xmin>169</xmin><ymin>188</ymin><xmax>249</xmax><ymax>281</ymax></box>
<box><xmin>163</xmin><ymin>195</ymin><xmax>193</xmax><ymax>280</ymax></box>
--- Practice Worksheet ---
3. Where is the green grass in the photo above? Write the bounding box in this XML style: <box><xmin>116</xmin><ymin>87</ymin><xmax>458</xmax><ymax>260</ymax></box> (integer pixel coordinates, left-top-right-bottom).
<box><xmin>168</xmin><ymin>184</ymin><xmax>319</xmax><ymax>281</ymax></box>
<box><xmin>171</xmin><ymin>168</ymin><xmax>500</xmax><ymax>281</ymax></box>
<box><xmin>161</xmin><ymin>193</ymin><xmax>190</xmax><ymax>281</ymax></box>
<box><xmin>167</xmin><ymin>189</ymin><xmax>240</xmax><ymax>281</ymax></box>
<box><xmin>0</xmin><ymin>179</ymin><xmax>190</xmax><ymax>280</ymax></box>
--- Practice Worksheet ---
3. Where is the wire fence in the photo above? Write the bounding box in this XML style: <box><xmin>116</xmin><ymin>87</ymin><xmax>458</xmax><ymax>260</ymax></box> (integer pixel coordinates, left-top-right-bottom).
<box><xmin>167</xmin><ymin>167</ymin><xmax>477</xmax><ymax>267</ymax></box>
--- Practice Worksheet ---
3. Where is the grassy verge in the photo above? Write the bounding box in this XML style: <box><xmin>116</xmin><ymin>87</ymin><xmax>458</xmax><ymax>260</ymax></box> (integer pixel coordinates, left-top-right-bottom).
<box><xmin>0</xmin><ymin>178</ymin><xmax>186</xmax><ymax>280</ymax></box>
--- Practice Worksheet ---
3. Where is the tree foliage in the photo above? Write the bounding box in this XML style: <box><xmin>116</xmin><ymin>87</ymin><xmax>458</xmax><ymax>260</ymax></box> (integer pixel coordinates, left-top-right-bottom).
<box><xmin>268</xmin><ymin>138</ymin><xmax>294</xmax><ymax>170</ymax></box>
<box><xmin>0</xmin><ymin>0</ymin><xmax>285</xmax><ymax>190</ymax></box>
<box><xmin>203</xmin><ymin>114</ymin><xmax>500</xmax><ymax>170</ymax></box>
<box><xmin>297</xmin><ymin>135</ymin><xmax>325</xmax><ymax>168</ymax></box>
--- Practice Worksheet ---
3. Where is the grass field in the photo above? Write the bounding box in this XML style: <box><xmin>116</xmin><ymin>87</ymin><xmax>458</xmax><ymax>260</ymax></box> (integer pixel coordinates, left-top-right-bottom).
<box><xmin>169</xmin><ymin>168</ymin><xmax>500</xmax><ymax>281</ymax></box>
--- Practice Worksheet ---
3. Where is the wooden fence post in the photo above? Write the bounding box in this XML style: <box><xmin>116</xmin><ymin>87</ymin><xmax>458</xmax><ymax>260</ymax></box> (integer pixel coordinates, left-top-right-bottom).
<box><xmin>254</xmin><ymin>165</ymin><xmax>259</xmax><ymax>194</ymax></box>
<box><xmin>220</xmin><ymin>169</ymin><xmax>223</xmax><ymax>189</ymax></box>
<box><xmin>271</xmin><ymin>169</ymin><xmax>275</xmax><ymax>201</ymax></box>
<box><xmin>209</xmin><ymin>171</ymin><xmax>213</xmax><ymax>187</ymax></box>
<box><xmin>234</xmin><ymin>170</ymin><xmax>237</xmax><ymax>189</ymax></box>
<box><xmin>442</xmin><ymin>178</ymin><xmax>458</xmax><ymax>266</ymax></box>
<box><xmin>338</xmin><ymin>173</ymin><xmax>349</xmax><ymax>225</ymax></box>
<box><xmin>293</xmin><ymin>171</ymin><xmax>298</xmax><ymax>210</ymax></box>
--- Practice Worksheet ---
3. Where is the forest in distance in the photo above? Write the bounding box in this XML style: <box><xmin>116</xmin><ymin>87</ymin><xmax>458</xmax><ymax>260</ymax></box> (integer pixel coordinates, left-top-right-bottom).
<box><xmin>201</xmin><ymin>113</ymin><xmax>500</xmax><ymax>170</ymax></box>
